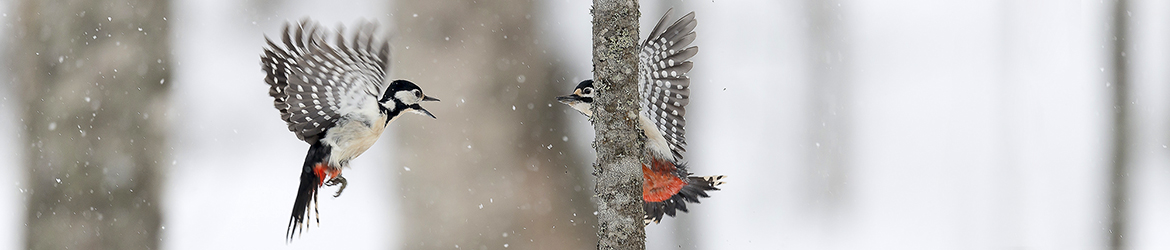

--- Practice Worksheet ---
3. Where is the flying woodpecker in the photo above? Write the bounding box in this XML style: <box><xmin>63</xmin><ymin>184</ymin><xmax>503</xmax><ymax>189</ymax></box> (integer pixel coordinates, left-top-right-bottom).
<box><xmin>260</xmin><ymin>19</ymin><xmax>439</xmax><ymax>241</ymax></box>
<box><xmin>558</xmin><ymin>10</ymin><xmax>726</xmax><ymax>225</ymax></box>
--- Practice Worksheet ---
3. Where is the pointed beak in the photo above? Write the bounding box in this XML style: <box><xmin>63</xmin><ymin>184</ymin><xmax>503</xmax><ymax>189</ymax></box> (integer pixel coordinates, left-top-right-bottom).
<box><xmin>556</xmin><ymin>94</ymin><xmax>581</xmax><ymax>104</ymax></box>
<box><xmin>422</xmin><ymin>96</ymin><xmax>440</xmax><ymax>102</ymax></box>
<box><xmin>409</xmin><ymin>104</ymin><xmax>437</xmax><ymax>119</ymax></box>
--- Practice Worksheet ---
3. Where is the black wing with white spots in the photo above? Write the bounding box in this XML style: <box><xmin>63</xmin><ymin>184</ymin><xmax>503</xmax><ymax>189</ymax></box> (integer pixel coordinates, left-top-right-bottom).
<box><xmin>261</xmin><ymin>20</ymin><xmax>390</xmax><ymax>144</ymax></box>
<box><xmin>639</xmin><ymin>10</ymin><xmax>698</xmax><ymax>161</ymax></box>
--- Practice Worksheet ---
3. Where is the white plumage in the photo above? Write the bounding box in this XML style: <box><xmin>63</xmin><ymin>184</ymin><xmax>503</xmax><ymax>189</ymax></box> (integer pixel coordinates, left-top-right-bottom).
<box><xmin>638</xmin><ymin>10</ymin><xmax>698</xmax><ymax>162</ymax></box>
<box><xmin>261</xmin><ymin>20</ymin><xmax>389</xmax><ymax>147</ymax></box>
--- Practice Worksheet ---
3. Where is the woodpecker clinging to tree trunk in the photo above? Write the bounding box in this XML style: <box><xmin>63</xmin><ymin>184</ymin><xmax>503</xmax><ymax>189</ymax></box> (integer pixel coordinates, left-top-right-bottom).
<box><xmin>261</xmin><ymin>19</ymin><xmax>439</xmax><ymax>241</ymax></box>
<box><xmin>558</xmin><ymin>9</ymin><xmax>726</xmax><ymax>225</ymax></box>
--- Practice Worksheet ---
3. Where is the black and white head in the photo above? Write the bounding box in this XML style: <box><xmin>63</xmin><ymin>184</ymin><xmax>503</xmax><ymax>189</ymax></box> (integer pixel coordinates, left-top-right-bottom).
<box><xmin>381</xmin><ymin>80</ymin><xmax>440</xmax><ymax>118</ymax></box>
<box><xmin>556</xmin><ymin>80</ymin><xmax>595</xmax><ymax>117</ymax></box>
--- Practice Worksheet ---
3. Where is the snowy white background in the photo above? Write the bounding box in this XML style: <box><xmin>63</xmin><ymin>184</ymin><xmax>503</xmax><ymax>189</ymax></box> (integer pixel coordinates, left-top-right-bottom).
<box><xmin>3</xmin><ymin>0</ymin><xmax>1170</xmax><ymax>249</ymax></box>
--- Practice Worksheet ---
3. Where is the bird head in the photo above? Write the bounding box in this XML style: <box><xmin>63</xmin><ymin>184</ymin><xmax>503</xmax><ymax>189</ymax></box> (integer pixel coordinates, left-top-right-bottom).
<box><xmin>556</xmin><ymin>80</ymin><xmax>595</xmax><ymax>117</ymax></box>
<box><xmin>381</xmin><ymin>80</ymin><xmax>440</xmax><ymax>118</ymax></box>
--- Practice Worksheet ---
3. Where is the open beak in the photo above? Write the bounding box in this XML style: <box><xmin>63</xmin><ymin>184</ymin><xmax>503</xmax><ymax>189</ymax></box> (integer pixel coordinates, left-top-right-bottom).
<box><xmin>422</xmin><ymin>96</ymin><xmax>440</xmax><ymax>102</ymax></box>
<box><xmin>409</xmin><ymin>104</ymin><xmax>437</xmax><ymax>119</ymax></box>
<box><xmin>556</xmin><ymin>94</ymin><xmax>581</xmax><ymax>104</ymax></box>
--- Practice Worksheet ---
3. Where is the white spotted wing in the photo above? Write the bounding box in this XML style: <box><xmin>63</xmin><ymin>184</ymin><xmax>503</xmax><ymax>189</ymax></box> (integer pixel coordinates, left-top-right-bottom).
<box><xmin>639</xmin><ymin>10</ymin><xmax>698</xmax><ymax>161</ymax></box>
<box><xmin>261</xmin><ymin>20</ymin><xmax>390</xmax><ymax>144</ymax></box>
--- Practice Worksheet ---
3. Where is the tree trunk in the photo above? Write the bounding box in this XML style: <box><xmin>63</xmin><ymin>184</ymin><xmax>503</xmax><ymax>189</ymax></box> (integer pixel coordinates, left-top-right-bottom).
<box><xmin>12</xmin><ymin>0</ymin><xmax>170</xmax><ymax>249</ymax></box>
<box><xmin>591</xmin><ymin>1</ymin><xmax>646</xmax><ymax>249</ymax></box>
<box><xmin>804</xmin><ymin>0</ymin><xmax>851</xmax><ymax>211</ymax></box>
<box><xmin>390</xmin><ymin>0</ymin><xmax>596</xmax><ymax>249</ymax></box>
<box><xmin>1107</xmin><ymin>0</ymin><xmax>1130</xmax><ymax>249</ymax></box>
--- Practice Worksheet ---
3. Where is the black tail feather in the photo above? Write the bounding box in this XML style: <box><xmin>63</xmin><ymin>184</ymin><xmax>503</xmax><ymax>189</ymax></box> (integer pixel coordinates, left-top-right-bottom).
<box><xmin>287</xmin><ymin>142</ymin><xmax>329</xmax><ymax>242</ymax></box>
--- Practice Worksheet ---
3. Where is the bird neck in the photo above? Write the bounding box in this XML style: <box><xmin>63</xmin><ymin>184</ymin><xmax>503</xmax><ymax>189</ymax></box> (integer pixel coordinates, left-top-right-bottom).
<box><xmin>379</xmin><ymin>100</ymin><xmax>408</xmax><ymax>126</ymax></box>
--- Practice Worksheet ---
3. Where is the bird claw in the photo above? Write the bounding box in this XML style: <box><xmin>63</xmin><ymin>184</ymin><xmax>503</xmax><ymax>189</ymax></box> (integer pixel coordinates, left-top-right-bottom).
<box><xmin>325</xmin><ymin>175</ymin><xmax>347</xmax><ymax>198</ymax></box>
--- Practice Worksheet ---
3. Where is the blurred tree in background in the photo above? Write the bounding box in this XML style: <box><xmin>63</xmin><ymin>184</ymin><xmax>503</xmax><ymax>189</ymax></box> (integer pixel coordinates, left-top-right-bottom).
<box><xmin>390</xmin><ymin>0</ymin><xmax>597</xmax><ymax>249</ymax></box>
<box><xmin>1107</xmin><ymin>0</ymin><xmax>1131</xmax><ymax>249</ymax></box>
<box><xmin>11</xmin><ymin>0</ymin><xmax>170</xmax><ymax>249</ymax></box>
<box><xmin>804</xmin><ymin>0</ymin><xmax>851</xmax><ymax>212</ymax></box>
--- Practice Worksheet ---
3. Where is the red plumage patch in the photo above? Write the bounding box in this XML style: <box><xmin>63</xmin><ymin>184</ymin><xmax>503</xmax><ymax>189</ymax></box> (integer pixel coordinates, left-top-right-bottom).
<box><xmin>642</xmin><ymin>158</ymin><xmax>686</xmax><ymax>202</ymax></box>
<box><xmin>312</xmin><ymin>163</ymin><xmax>340</xmax><ymax>186</ymax></box>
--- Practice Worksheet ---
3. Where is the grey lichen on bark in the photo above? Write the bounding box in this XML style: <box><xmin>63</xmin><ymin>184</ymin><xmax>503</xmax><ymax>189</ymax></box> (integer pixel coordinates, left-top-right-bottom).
<box><xmin>591</xmin><ymin>0</ymin><xmax>646</xmax><ymax>249</ymax></box>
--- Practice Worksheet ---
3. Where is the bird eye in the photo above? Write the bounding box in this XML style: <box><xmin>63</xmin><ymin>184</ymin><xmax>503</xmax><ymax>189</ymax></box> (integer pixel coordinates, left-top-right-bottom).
<box><xmin>582</xmin><ymin>88</ymin><xmax>592</xmax><ymax>95</ymax></box>
<box><xmin>413</xmin><ymin>90</ymin><xmax>421</xmax><ymax>98</ymax></box>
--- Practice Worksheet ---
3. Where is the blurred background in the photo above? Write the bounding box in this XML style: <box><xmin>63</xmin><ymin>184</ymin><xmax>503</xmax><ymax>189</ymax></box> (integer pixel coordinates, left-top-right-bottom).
<box><xmin>2</xmin><ymin>0</ymin><xmax>1169</xmax><ymax>249</ymax></box>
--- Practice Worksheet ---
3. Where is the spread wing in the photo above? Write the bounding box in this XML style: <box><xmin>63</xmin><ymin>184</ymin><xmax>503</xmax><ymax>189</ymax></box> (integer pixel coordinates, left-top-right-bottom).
<box><xmin>639</xmin><ymin>10</ymin><xmax>698</xmax><ymax>161</ymax></box>
<box><xmin>261</xmin><ymin>19</ymin><xmax>391</xmax><ymax>144</ymax></box>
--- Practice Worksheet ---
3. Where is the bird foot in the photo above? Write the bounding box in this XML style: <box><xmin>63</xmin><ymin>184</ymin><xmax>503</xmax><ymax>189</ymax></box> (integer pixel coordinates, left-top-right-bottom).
<box><xmin>325</xmin><ymin>175</ymin><xmax>347</xmax><ymax>198</ymax></box>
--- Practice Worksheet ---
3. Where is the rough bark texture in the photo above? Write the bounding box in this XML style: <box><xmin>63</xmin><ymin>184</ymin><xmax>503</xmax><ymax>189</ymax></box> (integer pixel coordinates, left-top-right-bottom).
<box><xmin>591</xmin><ymin>1</ymin><xmax>646</xmax><ymax>249</ymax></box>
<box><xmin>1107</xmin><ymin>0</ymin><xmax>1130</xmax><ymax>249</ymax></box>
<box><xmin>391</xmin><ymin>0</ymin><xmax>597</xmax><ymax>249</ymax></box>
<box><xmin>11</xmin><ymin>0</ymin><xmax>170</xmax><ymax>249</ymax></box>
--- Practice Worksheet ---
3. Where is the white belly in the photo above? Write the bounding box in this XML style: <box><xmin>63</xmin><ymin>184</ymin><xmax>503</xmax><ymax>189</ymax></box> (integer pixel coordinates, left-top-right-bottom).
<box><xmin>639</xmin><ymin>113</ymin><xmax>675</xmax><ymax>161</ymax></box>
<box><xmin>322</xmin><ymin>114</ymin><xmax>389</xmax><ymax>168</ymax></box>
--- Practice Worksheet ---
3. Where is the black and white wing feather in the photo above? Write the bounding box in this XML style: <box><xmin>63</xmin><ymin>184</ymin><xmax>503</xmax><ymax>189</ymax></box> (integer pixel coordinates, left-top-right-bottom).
<box><xmin>261</xmin><ymin>20</ymin><xmax>391</xmax><ymax>144</ymax></box>
<box><xmin>639</xmin><ymin>10</ymin><xmax>698</xmax><ymax>161</ymax></box>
